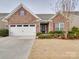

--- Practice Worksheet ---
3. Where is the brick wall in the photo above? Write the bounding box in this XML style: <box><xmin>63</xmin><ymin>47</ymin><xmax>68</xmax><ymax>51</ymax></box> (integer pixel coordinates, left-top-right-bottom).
<box><xmin>49</xmin><ymin>14</ymin><xmax>69</xmax><ymax>32</ymax></box>
<box><xmin>8</xmin><ymin>7</ymin><xmax>37</xmax><ymax>24</ymax></box>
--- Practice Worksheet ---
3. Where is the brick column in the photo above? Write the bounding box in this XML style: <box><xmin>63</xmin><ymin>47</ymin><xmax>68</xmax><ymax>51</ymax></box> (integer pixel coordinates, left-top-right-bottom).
<box><xmin>36</xmin><ymin>22</ymin><xmax>40</xmax><ymax>33</ymax></box>
<box><xmin>49</xmin><ymin>21</ymin><xmax>53</xmax><ymax>32</ymax></box>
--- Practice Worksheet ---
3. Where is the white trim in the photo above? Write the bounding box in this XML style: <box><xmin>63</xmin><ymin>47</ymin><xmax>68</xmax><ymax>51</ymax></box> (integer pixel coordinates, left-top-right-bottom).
<box><xmin>2</xmin><ymin>3</ymin><xmax>40</xmax><ymax>21</ymax></box>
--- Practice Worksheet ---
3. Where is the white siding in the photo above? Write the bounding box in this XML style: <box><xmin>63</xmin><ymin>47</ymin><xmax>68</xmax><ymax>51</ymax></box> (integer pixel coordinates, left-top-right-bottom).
<box><xmin>69</xmin><ymin>14</ymin><xmax>79</xmax><ymax>30</ymax></box>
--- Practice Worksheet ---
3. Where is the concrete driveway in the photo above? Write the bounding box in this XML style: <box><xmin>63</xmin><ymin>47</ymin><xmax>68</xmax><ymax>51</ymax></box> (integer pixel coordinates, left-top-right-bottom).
<box><xmin>0</xmin><ymin>37</ymin><xmax>35</xmax><ymax>59</ymax></box>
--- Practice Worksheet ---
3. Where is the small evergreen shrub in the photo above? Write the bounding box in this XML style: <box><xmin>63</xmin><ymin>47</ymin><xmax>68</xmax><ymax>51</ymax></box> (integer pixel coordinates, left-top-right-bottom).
<box><xmin>67</xmin><ymin>31</ymin><xmax>75</xmax><ymax>39</ymax></box>
<box><xmin>48</xmin><ymin>31</ymin><xmax>54</xmax><ymax>34</ymax></box>
<box><xmin>0</xmin><ymin>29</ymin><xmax>9</xmax><ymax>37</ymax></box>
<box><xmin>36</xmin><ymin>32</ymin><xmax>42</xmax><ymax>36</ymax></box>
<box><xmin>67</xmin><ymin>27</ymin><xmax>79</xmax><ymax>39</ymax></box>
<box><xmin>38</xmin><ymin>34</ymin><xmax>53</xmax><ymax>39</ymax></box>
<box><xmin>53</xmin><ymin>31</ymin><xmax>65</xmax><ymax>39</ymax></box>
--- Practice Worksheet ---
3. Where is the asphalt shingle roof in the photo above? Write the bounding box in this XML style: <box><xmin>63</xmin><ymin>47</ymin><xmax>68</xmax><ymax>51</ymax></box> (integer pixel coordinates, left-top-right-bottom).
<box><xmin>36</xmin><ymin>14</ymin><xmax>54</xmax><ymax>20</ymax></box>
<box><xmin>0</xmin><ymin>13</ymin><xmax>9</xmax><ymax>19</ymax></box>
<box><xmin>64</xmin><ymin>11</ymin><xmax>79</xmax><ymax>16</ymax></box>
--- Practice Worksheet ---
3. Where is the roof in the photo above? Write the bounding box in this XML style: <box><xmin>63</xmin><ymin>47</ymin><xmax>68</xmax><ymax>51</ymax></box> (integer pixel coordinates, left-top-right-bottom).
<box><xmin>49</xmin><ymin>11</ymin><xmax>79</xmax><ymax>21</ymax></box>
<box><xmin>69</xmin><ymin>11</ymin><xmax>79</xmax><ymax>15</ymax></box>
<box><xmin>0</xmin><ymin>13</ymin><xmax>9</xmax><ymax>19</ymax></box>
<box><xmin>63</xmin><ymin>11</ymin><xmax>79</xmax><ymax>16</ymax></box>
<box><xmin>36</xmin><ymin>14</ymin><xmax>54</xmax><ymax>20</ymax></box>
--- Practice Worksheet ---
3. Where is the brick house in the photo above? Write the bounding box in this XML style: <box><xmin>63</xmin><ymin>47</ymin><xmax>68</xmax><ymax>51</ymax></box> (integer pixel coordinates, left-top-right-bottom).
<box><xmin>1</xmin><ymin>3</ymin><xmax>79</xmax><ymax>38</ymax></box>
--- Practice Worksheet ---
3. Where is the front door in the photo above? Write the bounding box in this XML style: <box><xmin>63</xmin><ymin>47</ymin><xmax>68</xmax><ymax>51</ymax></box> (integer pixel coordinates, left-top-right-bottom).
<box><xmin>40</xmin><ymin>24</ymin><xmax>48</xmax><ymax>33</ymax></box>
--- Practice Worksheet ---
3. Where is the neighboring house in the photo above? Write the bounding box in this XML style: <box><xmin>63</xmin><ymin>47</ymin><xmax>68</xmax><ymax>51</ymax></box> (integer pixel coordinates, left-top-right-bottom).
<box><xmin>0</xmin><ymin>3</ymin><xmax>79</xmax><ymax>38</ymax></box>
<box><xmin>67</xmin><ymin>13</ymin><xmax>79</xmax><ymax>30</ymax></box>
<box><xmin>0</xmin><ymin>13</ymin><xmax>8</xmax><ymax>29</ymax></box>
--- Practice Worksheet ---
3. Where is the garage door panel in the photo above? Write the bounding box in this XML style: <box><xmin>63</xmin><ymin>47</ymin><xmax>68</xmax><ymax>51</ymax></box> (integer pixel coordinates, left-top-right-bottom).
<box><xmin>9</xmin><ymin>24</ymin><xmax>36</xmax><ymax>39</ymax></box>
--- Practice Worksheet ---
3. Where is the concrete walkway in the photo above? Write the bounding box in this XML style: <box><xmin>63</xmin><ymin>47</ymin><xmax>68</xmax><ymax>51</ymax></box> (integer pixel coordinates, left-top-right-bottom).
<box><xmin>0</xmin><ymin>37</ymin><xmax>34</xmax><ymax>59</ymax></box>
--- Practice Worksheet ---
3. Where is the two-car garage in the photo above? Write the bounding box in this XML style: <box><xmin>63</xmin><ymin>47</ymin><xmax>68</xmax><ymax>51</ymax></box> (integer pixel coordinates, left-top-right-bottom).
<box><xmin>9</xmin><ymin>24</ymin><xmax>36</xmax><ymax>39</ymax></box>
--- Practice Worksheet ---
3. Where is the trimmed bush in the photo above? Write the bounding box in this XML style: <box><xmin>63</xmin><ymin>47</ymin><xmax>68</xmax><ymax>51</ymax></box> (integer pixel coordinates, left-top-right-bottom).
<box><xmin>67</xmin><ymin>27</ymin><xmax>79</xmax><ymax>39</ymax></box>
<box><xmin>38</xmin><ymin>34</ymin><xmax>53</xmax><ymax>39</ymax></box>
<box><xmin>48</xmin><ymin>31</ymin><xmax>54</xmax><ymax>34</ymax></box>
<box><xmin>36</xmin><ymin>32</ymin><xmax>42</xmax><ymax>36</ymax></box>
<box><xmin>72</xmin><ymin>27</ymin><xmax>79</xmax><ymax>32</ymax></box>
<box><xmin>0</xmin><ymin>29</ymin><xmax>9</xmax><ymax>37</ymax></box>
<box><xmin>53</xmin><ymin>31</ymin><xmax>65</xmax><ymax>39</ymax></box>
<box><xmin>67</xmin><ymin>31</ymin><xmax>75</xmax><ymax>39</ymax></box>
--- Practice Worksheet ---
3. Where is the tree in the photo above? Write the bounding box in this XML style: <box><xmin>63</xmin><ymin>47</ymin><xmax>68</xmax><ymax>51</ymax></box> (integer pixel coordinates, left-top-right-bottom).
<box><xmin>56</xmin><ymin>0</ymin><xmax>78</xmax><ymax>13</ymax></box>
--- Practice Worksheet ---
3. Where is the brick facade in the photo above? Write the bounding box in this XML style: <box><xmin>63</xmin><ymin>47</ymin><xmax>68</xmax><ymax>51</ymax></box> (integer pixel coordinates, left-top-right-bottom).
<box><xmin>49</xmin><ymin>14</ymin><xmax>70</xmax><ymax>32</ymax></box>
<box><xmin>6</xmin><ymin>5</ymin><xmax>70</xmax><ymax>33</ymax></box>
<box><xmin>7</xmin><ymin>6</ymin><xmax>40</xmax><ymax>33</ymax></box>
<box><xmin>8</xmin><ymin>7</ymin><xmax>37</xmax><ymax>24</ymax></box>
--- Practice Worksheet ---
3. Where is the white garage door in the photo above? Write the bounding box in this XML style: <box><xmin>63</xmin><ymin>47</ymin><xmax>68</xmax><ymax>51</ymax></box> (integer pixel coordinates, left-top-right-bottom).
<box><xmin>9</xmin><ymin>24</ymin><xmax>36</xmax><ymax>39</ymax></box>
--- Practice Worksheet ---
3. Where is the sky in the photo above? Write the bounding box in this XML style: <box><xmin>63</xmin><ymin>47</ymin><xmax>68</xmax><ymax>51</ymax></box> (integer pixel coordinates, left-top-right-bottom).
<box><xmin>0</xmin><ymin>0</ymin><xmax>79</xmax><ymax>14</ymax></box>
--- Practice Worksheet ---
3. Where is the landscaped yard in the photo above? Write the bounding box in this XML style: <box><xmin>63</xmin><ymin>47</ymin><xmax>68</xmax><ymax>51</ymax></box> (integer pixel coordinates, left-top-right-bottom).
<box><xmin>29</xmin><ymin>39</ymin><xmax>79</xmax><ymax>59</ymax></box>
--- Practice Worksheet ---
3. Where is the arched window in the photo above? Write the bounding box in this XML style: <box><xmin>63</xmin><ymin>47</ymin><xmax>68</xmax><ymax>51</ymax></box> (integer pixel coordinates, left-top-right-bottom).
<box><xmin>20</xmin><ymin>10</ymin><xmax>25</xmax><ymax>16</ymax></box>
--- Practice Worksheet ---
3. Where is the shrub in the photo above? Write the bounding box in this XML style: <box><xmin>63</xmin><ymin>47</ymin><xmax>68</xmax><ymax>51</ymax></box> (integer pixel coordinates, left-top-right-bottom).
<box><xmin>68</xmin><ymin>27</ymin><xmax>79</xmax><ymax>39</ymax></box>
<box><xmin>72</xmin><ymin>27</ymin><xmax>79</xmax><ymax>32</ymax></box>
<box><xmin>38</xmin><ymin>34</ymin><xmax>53</xmax><ymax>39</ymax></box>
<box><xmin>0</xmin><ymin>29</ymin><xmax>9</xmax><ymax>37</ymax></box>
<box><xmin>67</xmin><ymin>31</ymin><xmax>75</xmax><ymax>39</ymax></box>
<box><xmin>36</xmin><ymin>32</ymin><xmax>42</xmax><ymax>36</ymax></box>
<box><xmin>67</xmin><ymin>27</ymin><xmax>79</xmax><ymax>39</ymax></box>
<box><xmin>53</xmin><ymin>31</ymin><xmax>65</xmax><ymax>39</ymax></box>
<box><xmin>48</xmin><ymin>31</ymin><xmax>54</xmax><ymax>34</ymax></box>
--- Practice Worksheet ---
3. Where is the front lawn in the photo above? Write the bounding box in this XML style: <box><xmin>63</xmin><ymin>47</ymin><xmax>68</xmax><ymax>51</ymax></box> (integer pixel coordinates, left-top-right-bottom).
<box><xmin>29</xmin><ymin>39</ymin><xmax>79</xmax><ymax>59</ymax></box>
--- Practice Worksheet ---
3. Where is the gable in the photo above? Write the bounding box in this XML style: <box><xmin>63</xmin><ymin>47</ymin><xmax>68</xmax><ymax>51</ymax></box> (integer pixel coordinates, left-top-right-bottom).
<box><xmin>51</xmin><ymin>13</ymin><xmax>68</xmax><ymax>22</ymax></box>
<box><xmin>4</xmin><ymin>4</ymin><xmax>40</xmax><ymax>24</ymax></box>
<box><xmin>8</xmin><ymin>6</ymin><xmax>38</xmax><ymax>24</ymax></box>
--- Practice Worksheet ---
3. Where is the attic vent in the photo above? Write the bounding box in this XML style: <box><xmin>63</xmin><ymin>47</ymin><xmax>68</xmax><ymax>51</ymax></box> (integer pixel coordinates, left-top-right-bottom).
<box><xmin>20</xmin><ymin>10</ymin><xmax>25</xmax><ymax>16</ymax></box>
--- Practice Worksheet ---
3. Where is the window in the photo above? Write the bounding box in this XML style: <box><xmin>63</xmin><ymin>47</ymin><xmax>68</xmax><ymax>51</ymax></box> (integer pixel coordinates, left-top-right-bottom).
<box><xmin>23</xmin><ymin>25</ymin><xmax>28</xmax><ymax>27</ymax></box>
<box><xmin>20</xmin><ymin>10</ymin><xmax>25</xmax><ymax>16</ymax></box>
<box><xmin>17</xmin><ymin>25</ymin><xmax>22</xmax><ymax>27</ymax></box>
<box><xmin>30</xmin><ymin>25</ymin><xmax>35</xmax><ymax>27</ymax></box>
<box><xmin>60</xmin><ymin>23</ymin><xmax>64</xmax><ymax>31</ymax></box>
<box><xmin>55</xmin><ymin>24</ymin><xmax>59</xmax><ymax>31</ymax></box>
<box><xmin>55</xmin><ymin>23</ymin><xmax>64</xmax><ymax>31</ymax></box>
<box><xmin>10</xmin><ymin>25</ymin><xmax>16</xmax><ymax>27</ymax></box>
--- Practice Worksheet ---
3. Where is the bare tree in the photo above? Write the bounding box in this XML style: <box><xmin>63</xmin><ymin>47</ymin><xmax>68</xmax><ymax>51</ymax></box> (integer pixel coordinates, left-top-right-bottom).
<box><xmin>56</xmin><ymin>0</ymin><xmax>78</xmax><ymax>13</ymax></box>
